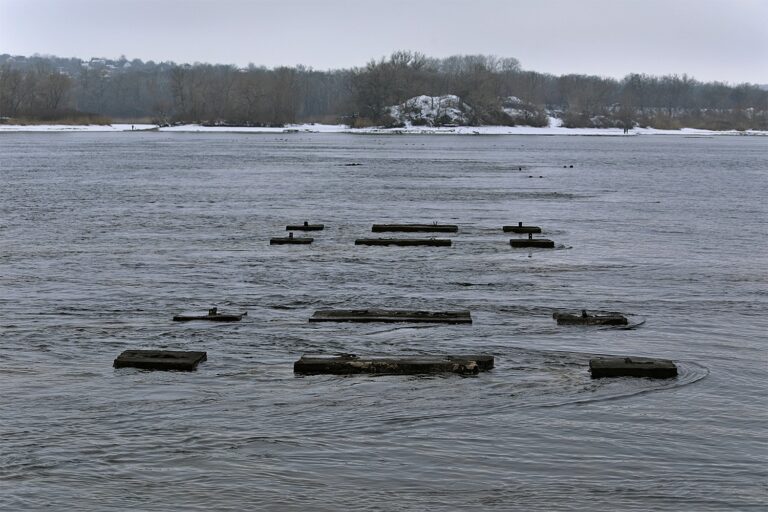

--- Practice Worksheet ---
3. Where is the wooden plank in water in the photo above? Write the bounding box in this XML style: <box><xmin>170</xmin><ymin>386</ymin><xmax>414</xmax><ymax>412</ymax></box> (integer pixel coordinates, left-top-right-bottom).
<box><xmin>294</xmin><ymin>354</ymin><xmax>494</xmax><ymax>375</ymax></box>
<box><xmin>554</xmin><ymin>311</ymin><xmax>628</xmax><ymax>326</ymax></box>
<box><xmin>503</xmin><ymin>223</ymin><xmax>542</xmax><ymax>234</ymax></box>
<box><xmin>372</xmin><ymin>224</ymin><xmax>458</xmax><ymax>233</ymax></box>
<box><xmin>510</xmin><ymin>238</ymin><xmax>554</xmax><ymax>248</ymax></box>
<box><xmin>355</xmin><ymin>238</ymin><xmax>451</xmax><ymax>246</ymax></box>
<box><xmin>310</xmin><ymin>309</ymin><xmax>472</xmax><ymax>324</ymax></box>
<box><xmin>286</xmin><ymin>222</ymin><xmax>324</xmax><ymax>231</ymax></box>
<box><xmin>589</xmin><ymin>357</ymin><xmax>678</xmax><ymax>379</ymax></box>
<box><xmin>173</xmin><ymin>308</ymin><xmax>245</xmax><ymax>322</ymax></box>
<box><xmin>271</xmin><ymin>236</ymin><xmax>313</xmax><ymax>245</ymax></box>
<box><xmin>114</xmin><ymin>350</ymin><xmax>207</xmax><ymax>371</ymax></box>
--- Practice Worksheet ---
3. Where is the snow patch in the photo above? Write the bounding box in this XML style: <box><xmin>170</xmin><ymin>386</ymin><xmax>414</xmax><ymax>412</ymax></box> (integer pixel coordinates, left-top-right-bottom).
<box><xmin>1</xmin><ymin>122</ymin><xmax>765</xmax><ymax>136</ymax></box>
<box><xmin>388</xmin><ymin>95</ymin><xmax>470</xmax><ymax>126</ymax></box>
<box><xmin>160</xmin><ymin>123</ymin><xmax>349</xmax><ymax>133</ymax></box>
<box><xmin>547</xmin><ymin>116</ymin><xmax>563</xmax><ymax>128</ymax></box>
<box><xmin>0</xmin><ymin>123</ymin><xmax>155</xmax><ymax>132</ymax></box>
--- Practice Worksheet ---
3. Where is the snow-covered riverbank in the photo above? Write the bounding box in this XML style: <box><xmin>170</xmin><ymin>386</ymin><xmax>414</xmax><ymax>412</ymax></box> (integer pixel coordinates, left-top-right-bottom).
<box><xmin>1</xmin><ymin>121</ymin><xmax>766</xmax><ymax>136</ymax></box>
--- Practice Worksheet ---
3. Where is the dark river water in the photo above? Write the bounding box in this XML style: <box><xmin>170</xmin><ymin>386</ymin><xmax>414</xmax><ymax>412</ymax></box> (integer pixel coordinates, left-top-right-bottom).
<box><xmin>1</xmin><ymin>132</ymin><xmax>766</xmax><ymax>511</ymax></box>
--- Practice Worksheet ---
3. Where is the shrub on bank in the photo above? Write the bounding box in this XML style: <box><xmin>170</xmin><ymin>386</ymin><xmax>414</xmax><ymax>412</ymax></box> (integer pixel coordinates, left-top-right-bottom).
<box><xmin>350</xmin><ymin>117</ymin><xmax>377</xmax><ymax>128</ymax></box>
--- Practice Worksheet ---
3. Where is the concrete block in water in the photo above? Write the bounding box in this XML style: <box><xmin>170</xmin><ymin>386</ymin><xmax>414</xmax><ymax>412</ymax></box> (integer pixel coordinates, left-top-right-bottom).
<box><xmin>372</xmin><ymin>223</ymin><xmax>458</xmax><ymax>233</ymax></box>
<box><xmin>355</xmin><ymin>238</ymin><xmax>452</xmax><ymax>246</ymax></box>
<box><xmin>503</xmin><ymin>222</ymin><xmax>542</xmax><ymax>234</ymax></box>
<box><xmin>271</xmin><ymin>232</ymin><xmax>313</xmax><ymax>244</ymax></box>
<box><xmin>589</xmin><ymin>357</ymin><xmax>678</xmax><ymax>379</ymax></box>
<box><xmin>114</xmin><ymin>350</ymin><xmax>207</xmax><ymax>371</ymax></box>
<box><xmin>286</xmin><ymin>221</ymin><xmax>324</xmax><ymax>231</ymax></box>
<box><xmin>294</xmin><ymin>354</ymin><xmax>494</xmax><ymax>375</ymax></box>
<box><xmin>173</xmin><ymin>307</ymin><xmax>245</xmax><ymax>322</ymax></box>
<box><xmin>309</xmin><ymin>309</ymin><xmax>472</xmax><ymax>324</ymax></box>
<box><xmin>554</xmin><ymin>310</ymin><xmax>628</xmax><ymax>326</ymax></box>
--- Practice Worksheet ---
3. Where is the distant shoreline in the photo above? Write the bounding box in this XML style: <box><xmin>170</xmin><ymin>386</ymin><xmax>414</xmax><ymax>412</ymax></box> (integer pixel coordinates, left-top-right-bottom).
<box><xmin>1</xmin><ymin>123</ymin><xmax>767</xmax><ymax>136</ymax></box>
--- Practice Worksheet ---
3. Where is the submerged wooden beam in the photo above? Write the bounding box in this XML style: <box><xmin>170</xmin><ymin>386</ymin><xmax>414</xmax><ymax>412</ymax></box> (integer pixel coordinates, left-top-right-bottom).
<box><xmin>554</xmin><ymin>310</ymin><xmax>628</xmax><ymax>326</ymax></box>
<box><xmin>114</xmin><ymin>350</ymin><xmax>207</xmax><ymax>371</ymax></box>
<box><xmin>173</xmin><ymin>307</ymin><xmax>245</xmax><ymax>322</ymax></box>
<box><xmin>589</xmin><ymin>357</ymin><xmax>678</xmax><ymax>379</ymax></box>
<box><xmin>510</xmin><ymin>233</ymin><xmax>555</xmax><ymax>248</ymax></box>
<box><xmin>355</xmin><ymin>238</ymin><xmax>451</xmax><ymax>246</ymax></box>
<box><xmin>294</xmin><ymin>354</ymin><xmax>494</xmax><ymax>375</ymax></box>
<box><xmin>286</xmin><ymin>222</ymin><xmax>324</xmax><ymax>231</ymax></box>
<box><xmin>503</xmin><ymin>222</ymin><xmax>542</xmax><ymax>234</ymax></box>
<box><xmin>372</xmin><ymin>223</ymin><xmax>458</xmax><ymax>233</ymax></box>
<box><xmin>271</xmin><ymin>233</ymin><xmax>313</xmax><ymax>244</ymax></box>
<box><xmin>309</xmin><ymin>309</ymin><xmax>472</xmax><ymax>324</ymax></box>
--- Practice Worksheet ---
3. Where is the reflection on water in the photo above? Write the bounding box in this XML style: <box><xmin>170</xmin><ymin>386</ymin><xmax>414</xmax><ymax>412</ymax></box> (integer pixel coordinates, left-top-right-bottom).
<box><xmin>1</xmin><ymin>133</ymin><xmax>766</xmax><ymax>511</ymax></box>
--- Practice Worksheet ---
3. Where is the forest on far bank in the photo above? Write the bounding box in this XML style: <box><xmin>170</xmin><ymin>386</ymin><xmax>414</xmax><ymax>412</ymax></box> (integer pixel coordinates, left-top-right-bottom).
<box><xmin>1</xmin><ymin>51</ymin><xmax>766</xmax><ymax>130</ymax></box>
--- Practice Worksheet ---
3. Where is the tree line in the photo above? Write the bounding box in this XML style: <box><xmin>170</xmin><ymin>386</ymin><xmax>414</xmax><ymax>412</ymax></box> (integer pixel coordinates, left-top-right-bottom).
<box><xmin>1</xmin><ymin>51</ymin><xmax>766</xmax><ymax>130</ymax></box>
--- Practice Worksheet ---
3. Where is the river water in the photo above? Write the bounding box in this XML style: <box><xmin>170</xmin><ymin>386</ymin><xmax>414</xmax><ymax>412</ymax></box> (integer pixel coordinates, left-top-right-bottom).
<box><xmin>1</xmin><ymin>132</ymin><xmax>766</xmax><ymax>511</ymax></box>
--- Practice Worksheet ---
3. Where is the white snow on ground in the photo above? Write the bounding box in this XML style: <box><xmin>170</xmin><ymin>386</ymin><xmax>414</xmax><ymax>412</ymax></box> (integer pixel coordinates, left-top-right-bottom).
<box><xmin>160</xmin><ymin>123</ymin><xmax>348</xmax><ymax>133</ymax></box>
<box><xmin>347</xmin><ymin>124</ymin><xmax>768</xmax><ymax>136</ymax></box>
<box><xmin>0</xmin><ymin>124</ymin><xmax>156</xmax><ymax>132</ymax></box>
<box><xmin>1</xmin><ymin>121</ymin><xmax>766</xmax><ymax>136</ymax></box>
<box><xmin>548</xmin><ymin>116</ymin><xmax>563</xmax><ymax>128</ymax></box>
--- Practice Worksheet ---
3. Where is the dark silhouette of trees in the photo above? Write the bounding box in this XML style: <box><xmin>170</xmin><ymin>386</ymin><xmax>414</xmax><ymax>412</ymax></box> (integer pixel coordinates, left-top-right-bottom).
<box><xmin>0</xmin><ymin>51</ymin><xmax>765</xmax><ymax>130</ymax></box>
<box><xmin>0</xmin><ymin>64</ymin><xmax>25</xmax><ymax>116</ymax></box>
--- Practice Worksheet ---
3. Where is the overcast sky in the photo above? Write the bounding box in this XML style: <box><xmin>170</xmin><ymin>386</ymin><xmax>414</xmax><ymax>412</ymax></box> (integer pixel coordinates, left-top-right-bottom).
<box><xmin>1</xmin><ymin>0</ymin><xmax>766</xmax><ymax>83</ymax></box>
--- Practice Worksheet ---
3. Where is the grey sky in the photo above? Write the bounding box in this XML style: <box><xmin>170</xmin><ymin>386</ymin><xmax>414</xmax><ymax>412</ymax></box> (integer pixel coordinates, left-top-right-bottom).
<box><xmin>1</xmin><ymin>0</ymin><xmax>766</xmax><ymax>83</ymax></box>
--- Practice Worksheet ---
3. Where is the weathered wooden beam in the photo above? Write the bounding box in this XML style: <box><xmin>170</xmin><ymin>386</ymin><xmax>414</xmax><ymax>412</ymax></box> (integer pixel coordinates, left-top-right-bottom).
<box><xmin>372</xmin><ymin>223</ymin><xmax>458</xmax><ymax>233</ymax></box>
<box><xmin>173</xmin><ymin>307</ymin><xmax>245</xmax><ymax>322</ymax></box>
<box><xmin>355</xmin><ymin>238</ymin><xmax>452</xmax><ymax>246</ymax></box>
<box><xmin>510</xmin><ymin>233</ymin><xmax>555</xmax><ymax>248</ymax></box>
<box><xmin>286</xmin><ymin>222</ymin><xmax>324</xmax><ymax>231</ymax></box>
<box><xmin>309</xmin><ymin>309</ymin><xmax>472</xmax><ymax>324</ymax></box>
<box><xmin>503</xmin><ymin>222</ymin><xmax>542</xmax><ymax>233</ymax></box>
<box><xmin>114</xmin><ymin>350</ymin><xmax>207</xmax><ymax>371</ymax></box>
<box><xmin>294</xmin><ymin>354</ymin><xmax>493</xmax><ymax>375</ymax></box>
<box><xmin>271</xmin><ymin>232</ymin><xmax>313</xmax><ymax>244</ymax></box>
<box><xmin>589</xmin><ymin>357</ymin><xmax>678</xmax><ymax>379</ymax></box>
<box><xmin>554</xmin><ymin>310</ymin><xmax>628</xmax><ymax>326</ymax></box>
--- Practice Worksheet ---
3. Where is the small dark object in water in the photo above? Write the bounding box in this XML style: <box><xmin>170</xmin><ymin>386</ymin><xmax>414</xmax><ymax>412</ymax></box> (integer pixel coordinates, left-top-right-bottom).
<box><xmin>294</xmin><ymin>354</ymin><xmax>493</xmax><ymax>375</ymax></box>
<box><xmin>553</xmin><ymin>310</ymin><xmax>629</xmax><ymax>326</ymax></box>
<box><xmin>114</xmin><ymin>350</ymin><xmax>207</xmax><ymax>371</ymax></box>
<box><xmin>286</xmin><ymin>221</ymin><xmax>324</xmax><ymax>231</ymax></box>
<box><xmin>371</xmin><ymin>223</ymin><xmax>458</xmax><ymax>233</ymax></box>
<box><xmin>569</xmin><ymin>165</ymin><xmax>574</xmax><ymax>168</ymax></box>
<box><xmin>173</xmin><ymin>307</ymin><xmax>246</xmax><ymax>321</ymax></box>
<box><xmin>589</xmin><ymin>357</ymin><xmax>678</xmax><ymax>379</ymax></box>
<box><xmin>356</xmin><ymin>238</ymin><xmax>451</xmax><ymax>246</ymax></box>
<box><xmin>271</xmin><ymin>232</ymin><xmax>313</xmax><ymax>244</ymax></box>
<box><xmin>503</xmin><ymin>222</ymin><xmax>542</xmax><ymax>234</ymax></box>
<box><xmin>510</xmin><ymin>233</ymin><xmax>555</xmax><ymax>248</ymax></box>
<box><xmin>344</xmin><ymin>163</ymin><xmax>362</xmax><ymax>166</ymax></box>
<box><xmin>309</xmin><ymin>309</ymin><xmax>472</xmax><ymax>324</ymax></box>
